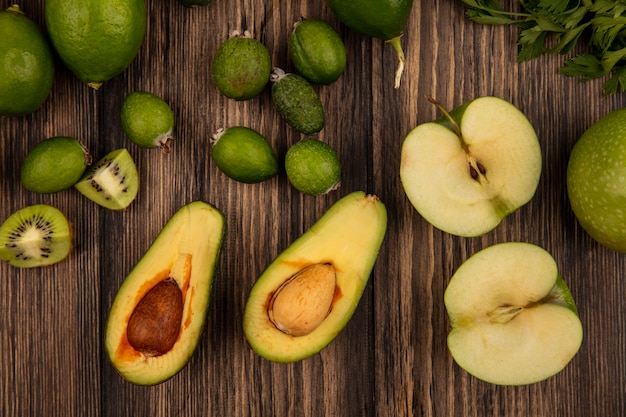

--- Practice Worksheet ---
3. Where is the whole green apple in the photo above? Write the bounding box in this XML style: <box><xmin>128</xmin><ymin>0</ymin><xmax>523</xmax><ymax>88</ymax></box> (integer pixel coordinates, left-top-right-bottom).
<box><xmin>567</xmin><ymin>108</ymin><xmax>626</xmax><ymax>253</ymax></box>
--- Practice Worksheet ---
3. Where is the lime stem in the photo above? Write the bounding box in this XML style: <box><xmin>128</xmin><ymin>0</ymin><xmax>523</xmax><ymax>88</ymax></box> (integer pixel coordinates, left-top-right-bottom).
<box><xmin>386</xmin><ymin>35</ymin><xmax>406</xmax><ymax>89</ymax></box>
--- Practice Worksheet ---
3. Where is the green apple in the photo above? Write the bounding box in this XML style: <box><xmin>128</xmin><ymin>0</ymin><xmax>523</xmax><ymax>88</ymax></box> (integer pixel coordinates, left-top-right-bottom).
<box><xmin>400</xmin><ymin>96</ymin><xmax>542</xmax><ymax>237</ymax></box>
<box><xmin>444</xmin><ymin>242</ymin><xmax>583</xmax><ymax>386</ymax></box>
<box><xmin>567</xmin><ymin>107</ymin><xmax>626</xmax><ymax>253</ymax></box>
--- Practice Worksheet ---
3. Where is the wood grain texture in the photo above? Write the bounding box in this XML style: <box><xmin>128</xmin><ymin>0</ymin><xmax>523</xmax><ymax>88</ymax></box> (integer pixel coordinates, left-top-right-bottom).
<box><xmin>1</xmin><ymin>0</ymin><xmax>624</xmax><ymax>416</ymax></box>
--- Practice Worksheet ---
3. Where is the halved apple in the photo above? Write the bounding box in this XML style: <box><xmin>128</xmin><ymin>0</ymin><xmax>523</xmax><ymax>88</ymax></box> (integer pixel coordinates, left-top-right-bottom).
<box><xmin>400</xmin><ymin>96</ymin><xmax>542</xmax><ymax>237</ymax></box>
<box><xmin>444</xmin><ymin>242</ymin><xmax>583</xmax><ymax>385</ymax></box>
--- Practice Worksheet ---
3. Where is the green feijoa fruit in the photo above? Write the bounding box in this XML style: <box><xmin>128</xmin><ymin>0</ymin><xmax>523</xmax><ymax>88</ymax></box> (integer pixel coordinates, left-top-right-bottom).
<box><xmin>0</xmin><ymin>5</ymin><xmax>55</xmax><ymax>116</ymax></box>
<box><xmin>284</xmin><ymin>138</ymin><xmax>341</xmax><ymax>195</ymax></box>
<box><xmin>21</xmin><ymin>137</ymin><xmax>92</xmax><ymax>194</ymax></box>
<box><xmin>176</xmin><ymin>0</ymin><xmax>209</xmax><ymax>6</ymax></box>
<box><xmin>212</xmin><ymin>31</ymin><xmax>271</xmax><ymax>100</ymax></box>
<box><xmin>270</xmin><ymin>68</ymin><xmax>325</xmax><ymax>135</ymax></box>
<box><xmin>289</xmin><ymin>18</ymin><xmax>346</xmax><ymax>85</ymax></box>
<box><xmin>44</xmin><ymin>0</ymin><xmax>146</xmax><ymax>89</ymax></box>
<box><xmin>324</xmin><ymin>0</ymin><xmax>414</xmax><ymax>88</ymax></box>
<box><xmin>211</xmin><ymin>127</ymin><xmax>279</xmax><ymax>183</ymax></box>
<box><xmin>121</xmin><ymin>91</ymin><xmax>175</xmax><ymax>153</ymax></box>
<box><xmin>0</xmin><ymin>204</ymin><xmax>71</xmax><ymax>268</ymax></box>
<box><xmin>75</xmin><ymin>148</ymin><xmax>139</xmax><ymax>210</ymax></box>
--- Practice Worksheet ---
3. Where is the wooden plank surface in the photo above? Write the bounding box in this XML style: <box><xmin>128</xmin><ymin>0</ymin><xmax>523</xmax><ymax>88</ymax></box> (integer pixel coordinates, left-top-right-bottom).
<box><xmin>1</xmin><ymin>0</ymin><xmax>624</xmax><ymax>415</ymax></box>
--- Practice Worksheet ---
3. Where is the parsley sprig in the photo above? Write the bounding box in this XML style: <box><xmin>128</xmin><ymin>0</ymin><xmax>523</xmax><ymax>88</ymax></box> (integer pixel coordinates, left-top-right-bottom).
<box><xmin>461</xmin><ymin>0</ymin><xmax>626</xmax><ymax>95</ymax></box>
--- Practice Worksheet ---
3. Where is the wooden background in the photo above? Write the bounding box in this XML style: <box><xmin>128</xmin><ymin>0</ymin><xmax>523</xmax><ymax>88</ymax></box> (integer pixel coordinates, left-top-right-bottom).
<box><xmin>1</xmin><ymin>0</ymin><xmax>624</xmax><ymax>415</ymax></box>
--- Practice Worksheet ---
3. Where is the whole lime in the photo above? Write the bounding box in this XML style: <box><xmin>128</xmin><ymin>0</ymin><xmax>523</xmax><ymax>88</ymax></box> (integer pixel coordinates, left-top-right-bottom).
<box><xmin>284</xmin><ymin>138</ymin><xmax>341</xmax><ymax>195</ymax></box>
<box><xmin>44</xmin><ymin>0</ymin><xmax>146</xmax><ymax>89</ymax></box>
<box><xmin>121</xmin><ymin>91</ymin><xmax>175</xmax><ymax>152</ymax></box>
<box><xmin>211</xmin><ymin>127</ymin><xmax>278</xmax><ymax>183</ymax></box>
<box><xmin>212</xmin><ymin>31</ymin><xmax>271</xmax><ymax>100</ymax></box>
<box><xmin>21</xmin><ymin>136</ymin><xmax>91</xmax><ymax>194</ymax></box>
<box><xmin>0</xmin><ymin>5</ymin><xmax>55</xmax><ymax>116</ymax></box>
<box><xmin>289</xmin><ymin>19</ymin><xmax>346</xmax><ymax>85</ymax></box>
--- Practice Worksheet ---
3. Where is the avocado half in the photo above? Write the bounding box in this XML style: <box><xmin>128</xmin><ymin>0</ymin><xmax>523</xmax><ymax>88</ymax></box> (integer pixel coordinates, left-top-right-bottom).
<box><xmin>105</xmin><ymin>201</ymin><xmax>225</xmax><ymax>385</ymax></box>
<box><xmin>243</xmin><ymin>191</ymin><xmax>387</xmax><ymax>362</ymax></box>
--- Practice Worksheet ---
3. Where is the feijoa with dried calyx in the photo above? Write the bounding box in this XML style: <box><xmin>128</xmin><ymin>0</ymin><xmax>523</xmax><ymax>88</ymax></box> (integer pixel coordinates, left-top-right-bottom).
<box><xmin>121</xmin><ymin>91</ymin><xmax>175</xmax><ymax>153</ymax></box>
<box><xmin>105</xmin><ymin>201</ymin><xmax>226</xmax><ymax>385</ymax></box>
<box><xmin>243</xmin><ymin>191</ymin><xmax>388</xmax><ymax>362</ymax></box>
<box><xmin>271</xmin><ymin>68</ymin><xmax>325</xmax><ymax>134</ymax></box>
<box><xmin>212</xmin><ymin>30</ymin><xmax>271</xmax><ymax>100</ymax></box>
<box><xmin>289</xmin><ymin>18</ymin><xmax>346</xmax><ymax>85</ymax></box>
<box><xmin>0</xmin><ymin>4</ymin><xmax>55</xmax><ymax>116</ymax></box>
<box><xmin>74</xmin><ymin>148</ymin><xmax>139</xmax><ymax>210</ymax></box>
<box><xmin>211</xmin><ymin>126</ymin><xmax>279</xmax><ymax>183</ymax></box>
<box><xmin>21</xmin><ymin>136</ymin><xmax>92</xmax><ymax>194</ymax></box>
<box><xmin>285</xmin><ymin>138</ymin><xmax>341</xmax><ymax>195</ymax></box>
<box><xmin>0</xmin><ymin>204</ymin><xmax>72</xmax><ymax>268</ymax></box>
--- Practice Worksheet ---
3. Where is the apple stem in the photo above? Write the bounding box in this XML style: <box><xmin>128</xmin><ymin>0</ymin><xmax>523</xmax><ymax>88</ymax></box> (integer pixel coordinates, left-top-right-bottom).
<box><xmin>425</xmin><ymin>95</ymin><xmax>464</xmax><ymax>141</ymax></box>
<box><xmin>425</xmin><ymin>95</ymin><xmax>490</xmax><ymax>183</ymax></box>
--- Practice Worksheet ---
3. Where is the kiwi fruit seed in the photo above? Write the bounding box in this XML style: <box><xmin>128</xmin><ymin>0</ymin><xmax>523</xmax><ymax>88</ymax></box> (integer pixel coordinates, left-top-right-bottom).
<box><xmin>74</xmin><ymin>148</ymin><xmax>139</xmax><ymax>210</ymax></box>
<box><xmin>0</xmin><ymin>204</ymin><xmax>72</xmax><ymax>268</ymax></box>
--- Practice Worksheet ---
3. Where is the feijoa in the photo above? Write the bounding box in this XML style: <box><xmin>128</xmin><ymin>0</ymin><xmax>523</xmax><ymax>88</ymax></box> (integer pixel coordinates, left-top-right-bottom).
<box><xmin>21</xmin><ymin>137</ymin><xmax>91</xmax><ymax>194</ymax></box>
<box><xmin>289</xmin><ymin>18</ymin><xmax>346</xmax><ymax>85</ymax></box>
<box><xmin>270</xmin><ymin>68</ymin><xmax>325</xmax><ymax>135</ymax></box>
<box><xmin>324</xmin><ymin>0</ymin><xmax>414</xmax><ymax>88</ymax></box>
<box><xmin>121</xmin><ymin>91</ymin><xmax>175</xmax><ymax>153</ymax></box>
<box><xmin>284</xmin><ymin>138</ymin><xmax>341</xmax><ymax>195</ymax></box>
<box><xmin>212</xmin><ymin>31</ymin><xmax>271</xmax><ymax>100</ymax></box>
<box><xmin>0</xmin><ymin>5</ymin><xmax>55</xmax><ymax>116</ymax></box>
<box><xmin>211</xmin><ymin>127</ymin><xmax>279</xmax><ymax>183</ymax></box>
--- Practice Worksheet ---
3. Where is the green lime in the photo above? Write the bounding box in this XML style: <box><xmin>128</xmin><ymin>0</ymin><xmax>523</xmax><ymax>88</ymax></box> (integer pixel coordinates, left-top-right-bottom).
<box><xmin>289</xmin><ymin>18</ymin><xmax>346</xmax><ymax>85</ymax></box>
<box><xmin>324</xmin><ymin>0</ymin><xmax>413</xmax><ymax>88</ymax></box>
<box><xmin>0</xmin><ymin>5</ymin><xmax>55</xmax><ymax>116</ymax></box>
<box><xmin>211</xmin><ymin>127</ymin><xmax>279</xmax><ymax>183</ymax></box>
<box><xmin>44</xmin><ymin>0</ymin><xmax>146</xmax><ymax>89</ymax></box>
<box><xmin>212</xmin><ymin>31</ymin><xmax>271</xmax><ymax>100</ymax></box>
<box><xmin>121</xmin><ymin>91</ymin><xmax>175</xmax><ymax>153</ymax></box>
<box><xmin>284</xmin><ymin>138</ymin><xmax>341</xmax><ymax>195</ymax></box>
<box><xmin>21</xmin><ymin>137</ymin><xmax>91</xmax><ymax>194</ymax></box>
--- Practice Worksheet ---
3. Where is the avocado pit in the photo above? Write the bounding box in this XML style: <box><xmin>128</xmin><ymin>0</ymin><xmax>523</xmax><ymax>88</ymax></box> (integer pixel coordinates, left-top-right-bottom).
<box><xmin>127</xmin><ymin>277</ymin><xmax>184</xmax><ymax>356</ymax></box>
<box><xmin>268</xmin><ymin>263</ymin><xmax>336</xmax><ymax>337</ymax></box>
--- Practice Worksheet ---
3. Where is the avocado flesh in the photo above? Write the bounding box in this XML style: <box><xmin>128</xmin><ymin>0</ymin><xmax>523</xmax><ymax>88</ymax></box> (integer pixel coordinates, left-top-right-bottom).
<box><xmin>105</xmin><ymin>201</ymin><xmax>225</xmax><ymax>385</ymax></box>
<box><xmin>243</xmin><ymin>191</ymin><xmax>387</xmax><ymax>362</ymax></box>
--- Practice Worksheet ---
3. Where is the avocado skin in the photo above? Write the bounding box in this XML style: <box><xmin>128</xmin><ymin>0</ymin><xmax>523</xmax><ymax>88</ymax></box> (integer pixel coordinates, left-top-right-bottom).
<box><xmin>324</xmin><ymin>0</ymin><xmax>414</xmax><ymax>41</ymax></box>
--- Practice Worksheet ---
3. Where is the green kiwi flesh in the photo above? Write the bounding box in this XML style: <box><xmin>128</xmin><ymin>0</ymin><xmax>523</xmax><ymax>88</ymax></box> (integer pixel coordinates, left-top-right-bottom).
<box><xmin>75</xmin><ymin>148</ymin><xmax>139</xmax><ymax>210</ymax></box>
<box><xmin>0</xmin><ymin>204</ymin><xmax>71</xmax><ymax>268</ymax></box>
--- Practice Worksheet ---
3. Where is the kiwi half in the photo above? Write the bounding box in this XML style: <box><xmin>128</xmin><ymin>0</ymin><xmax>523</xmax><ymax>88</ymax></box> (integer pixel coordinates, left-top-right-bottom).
<box><xmin>0</xmin><ymin>204</ymin><xmax>71</xmax><ymax>268</ymax></box>
<box><xmin>75</xmin><ymin>148</ymin><xmax>139</xmax><ymax>210</ymax></box>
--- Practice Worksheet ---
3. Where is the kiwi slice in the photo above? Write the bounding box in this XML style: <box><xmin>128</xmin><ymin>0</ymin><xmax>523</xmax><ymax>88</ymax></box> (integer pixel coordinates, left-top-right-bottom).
<box><xmin>75</xmin><ymin>148</ymin><xmax>139</xmax><ymax>210</ymax></box>
<box><xmin>0</xmin><ymin>204</ymin><xmax>72</xmax><ymax>268</ymax></box>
